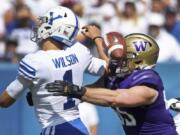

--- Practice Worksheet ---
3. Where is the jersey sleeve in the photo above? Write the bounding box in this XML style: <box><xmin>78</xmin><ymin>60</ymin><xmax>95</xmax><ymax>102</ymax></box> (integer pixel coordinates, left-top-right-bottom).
<box><xmin>86</xmin><ymin>57</ymin><xmax>106</xmax><ymax>76</ymax></box>
<box><xmin>130</xmin><ymin>70</ymin><xmax>164</xmax><ymax>91</ymax></box>
<box><xmin>18</xmin><ymin>54</ymin><xmax>39</xmax><ymax>81</ymax></box>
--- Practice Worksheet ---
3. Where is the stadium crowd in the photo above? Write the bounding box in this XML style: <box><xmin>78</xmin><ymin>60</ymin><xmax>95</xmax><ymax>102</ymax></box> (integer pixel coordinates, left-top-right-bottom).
<box><xmin>0</xmin><ymin>0</ymin><xmax>180</xmax><ymax>63</ymax></box>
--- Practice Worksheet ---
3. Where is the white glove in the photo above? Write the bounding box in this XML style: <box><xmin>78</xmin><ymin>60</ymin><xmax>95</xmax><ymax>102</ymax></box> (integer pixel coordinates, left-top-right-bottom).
<box><xmin>168</xmin><ymin>98</ymin><xmax>180</xmax><ymax>112</ymax></box>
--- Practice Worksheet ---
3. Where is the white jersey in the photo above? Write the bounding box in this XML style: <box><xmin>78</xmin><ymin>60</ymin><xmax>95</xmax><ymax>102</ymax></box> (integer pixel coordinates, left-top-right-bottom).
<box><xmin>6</xmin><ymin>42</ymin><xmax>105</xmax><ymax>128</ymax></box>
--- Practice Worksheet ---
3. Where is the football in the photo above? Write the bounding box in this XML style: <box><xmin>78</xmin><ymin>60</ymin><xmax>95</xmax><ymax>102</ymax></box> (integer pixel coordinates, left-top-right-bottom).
<box><xmin>104</xmin><ymin>32</ymin><xmax>126</xmax><ymax>60</ymax></box>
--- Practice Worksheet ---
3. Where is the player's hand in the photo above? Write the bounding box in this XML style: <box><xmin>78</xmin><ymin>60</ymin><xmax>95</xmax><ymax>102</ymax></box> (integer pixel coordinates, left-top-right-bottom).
<box><xmin>45</xmin><ymin>80</ymin><xmax>86</xmax><ymax>99</ymax></box>
<box><xmin>168</xmin><ymin>98</ymin><xmax>180</xmax><ymax>112</ymax></box>
<box><xmin>81</xmin><ymin>25</ymin><xmax>101</xmax><ymax>40</ymax></box>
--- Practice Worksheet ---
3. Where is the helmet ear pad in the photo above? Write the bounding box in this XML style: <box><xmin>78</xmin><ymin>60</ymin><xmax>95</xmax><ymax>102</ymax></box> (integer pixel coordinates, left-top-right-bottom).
<box><xmin>127</xmin><ymin>56</ymin><xmax>143</xmax><ymax>72</ymax></box>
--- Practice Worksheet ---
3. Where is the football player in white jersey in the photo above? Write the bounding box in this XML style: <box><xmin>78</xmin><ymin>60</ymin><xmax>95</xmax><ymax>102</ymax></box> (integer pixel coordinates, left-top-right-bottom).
<box><xmin>168</xmin><ymin>98</ymin><xmax>180</xmax><ymax>134</ymax></box>
<box><xmin>0</xmin><ymin>6</ymin><xmax>106</xmax><ymax>135</ymax></box>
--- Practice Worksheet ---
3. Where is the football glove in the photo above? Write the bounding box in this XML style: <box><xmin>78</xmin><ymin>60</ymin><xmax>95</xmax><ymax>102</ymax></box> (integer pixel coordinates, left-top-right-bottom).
<box><xmin>169</xmin><ymin>98</ymin><xmax>180</xmax><ymax>112</ymax></box>
<box><xmin>26</xmin><ymin>92</ymin><xmax>34</xmax><ymax>106</ymax></box>
<box><xmin>45</xmin><ymin>80</ymin><xmax>86</xmax><ymax>99</ymax></box>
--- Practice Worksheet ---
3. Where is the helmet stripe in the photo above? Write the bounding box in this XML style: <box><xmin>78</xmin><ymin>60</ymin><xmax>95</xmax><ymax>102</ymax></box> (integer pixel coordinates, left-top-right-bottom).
<box><xmin>69</xmin><ymin>14</ymin><xmax>79</xmax><ymax>40</ymax></box>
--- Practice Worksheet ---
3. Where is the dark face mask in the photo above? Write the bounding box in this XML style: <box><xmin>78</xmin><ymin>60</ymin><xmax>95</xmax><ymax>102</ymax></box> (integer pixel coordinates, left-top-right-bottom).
<box><xmin>109</xmin><ymin>60</ymin><xmax>119</xmax><ymax>76</ymax></box>
<box><xmin>108</xmin><ymin>58</ymin><xmax>129</xmax><ymax>77</ymax></box>
<box><xmin>17</xmin><ymin>17</ymin><xmax>30</xmax><ymax>28</ymax></box>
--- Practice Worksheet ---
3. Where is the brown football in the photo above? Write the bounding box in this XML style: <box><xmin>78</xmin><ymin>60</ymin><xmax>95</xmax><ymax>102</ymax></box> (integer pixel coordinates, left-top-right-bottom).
<box><xmin>104</xmin><ymin>32</ymin><xmax>126</xmax><ymax>60</ymax></box>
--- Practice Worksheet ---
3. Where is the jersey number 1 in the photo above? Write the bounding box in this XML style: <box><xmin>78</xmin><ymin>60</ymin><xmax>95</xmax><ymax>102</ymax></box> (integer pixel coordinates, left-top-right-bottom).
<box><xmin>63</xmin><ymin>70</ymin><xmax>76</xmax><ymax>110</ymax></box>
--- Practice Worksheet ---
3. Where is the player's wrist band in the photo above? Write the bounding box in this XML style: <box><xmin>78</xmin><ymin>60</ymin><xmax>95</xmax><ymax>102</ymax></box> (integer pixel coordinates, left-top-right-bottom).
<box><xmin>68</xmin><ymin>85</ymin><xmax>87</xmax><ymax>99</ymax></box>
<box><xmin>80</xmin><ymin>87</ymin><xmax>87</xmax><ymax>98</ymax></box>
<box><xmin>93</xmin><ymin>36</ymin><xmax>103</xmax><ymax>42</ymax></box>
<box><xmin>73</xmin><ymin>87</ymin><xmax>87</xmax><ymax>99</ymax></box>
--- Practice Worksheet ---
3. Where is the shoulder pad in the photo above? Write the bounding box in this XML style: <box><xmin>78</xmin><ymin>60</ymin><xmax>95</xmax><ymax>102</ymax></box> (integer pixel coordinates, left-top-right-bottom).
<box><xmin>130</xmin><ymin>69</ymin><xmax>163</xmax><ymax>90</ymax></box>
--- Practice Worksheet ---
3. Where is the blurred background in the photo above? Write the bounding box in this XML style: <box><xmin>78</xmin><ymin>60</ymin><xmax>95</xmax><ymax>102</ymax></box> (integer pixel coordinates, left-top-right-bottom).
<box><xmin>0</xmin><ymin>0</ymin><xmax>180</xmax><ymax>135</ymax></box>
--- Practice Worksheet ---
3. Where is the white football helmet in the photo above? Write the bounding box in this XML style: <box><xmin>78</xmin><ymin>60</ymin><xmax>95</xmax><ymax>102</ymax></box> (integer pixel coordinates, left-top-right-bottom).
<box><xmin>31</xmin><ymin>6</ymin><xmax>79</xmax><ymax>46</ymax></box>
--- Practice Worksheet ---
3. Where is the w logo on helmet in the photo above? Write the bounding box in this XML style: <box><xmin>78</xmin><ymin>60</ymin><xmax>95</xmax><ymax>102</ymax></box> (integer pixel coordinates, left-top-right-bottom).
<box><xmin>133</xmin><ymin>41</ymin><xmax>148</xmax><ymax>52</ymax></box>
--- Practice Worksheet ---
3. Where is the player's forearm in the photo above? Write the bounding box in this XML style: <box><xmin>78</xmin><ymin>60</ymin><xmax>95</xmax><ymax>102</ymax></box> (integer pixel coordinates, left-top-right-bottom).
<box><xmin>94</xmin><ymin>38</ymin><xmax>109</xmax><ymax>65</ymax></box>
<box><xmin>81</xmin><ymin>87</ymin><xmax>118</xmax><ymax>106</ymax></box>
<box><xmin>0</xmin><ymin>91</ymin><xmax>15</xmax><ymax>108</ymax></box>
<box><xmin>81</xmin><ymin>88</ymin><xmax>134</xmax><ymax>107</ymax></box>
<box><xmin>81</xmin><ymin>86</ymin><xmax>158</xmax><ymax>108</ymax></box>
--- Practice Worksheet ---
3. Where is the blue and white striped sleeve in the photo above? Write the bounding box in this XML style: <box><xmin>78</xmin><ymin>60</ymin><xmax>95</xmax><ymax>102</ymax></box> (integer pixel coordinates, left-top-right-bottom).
<box><xmin>18</xmin><ymin>55</ymin><xmax>37</xmax><ymax>80</ymax></box>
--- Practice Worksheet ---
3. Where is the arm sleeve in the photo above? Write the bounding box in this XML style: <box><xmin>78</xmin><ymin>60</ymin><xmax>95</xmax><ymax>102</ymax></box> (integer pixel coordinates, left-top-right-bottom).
<box><xmin>6</xmin><ymin>76</ymin><xmax>31</xmax><ymax>99</ymax></box>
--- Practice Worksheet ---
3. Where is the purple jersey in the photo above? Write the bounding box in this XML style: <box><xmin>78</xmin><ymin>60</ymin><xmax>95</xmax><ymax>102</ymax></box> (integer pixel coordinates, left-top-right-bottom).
<box><xmin>105</xmin><ymin>69</ymin><xmax>177</xmax><ymax>135</ymax></box>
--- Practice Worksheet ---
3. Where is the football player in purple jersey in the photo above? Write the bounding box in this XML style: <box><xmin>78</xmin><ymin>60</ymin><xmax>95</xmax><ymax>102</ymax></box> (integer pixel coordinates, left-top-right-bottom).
<box><xmin>46</xmin><ymin>33</ymin><xmax>178</xmax><ymax>135</ymax></box>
